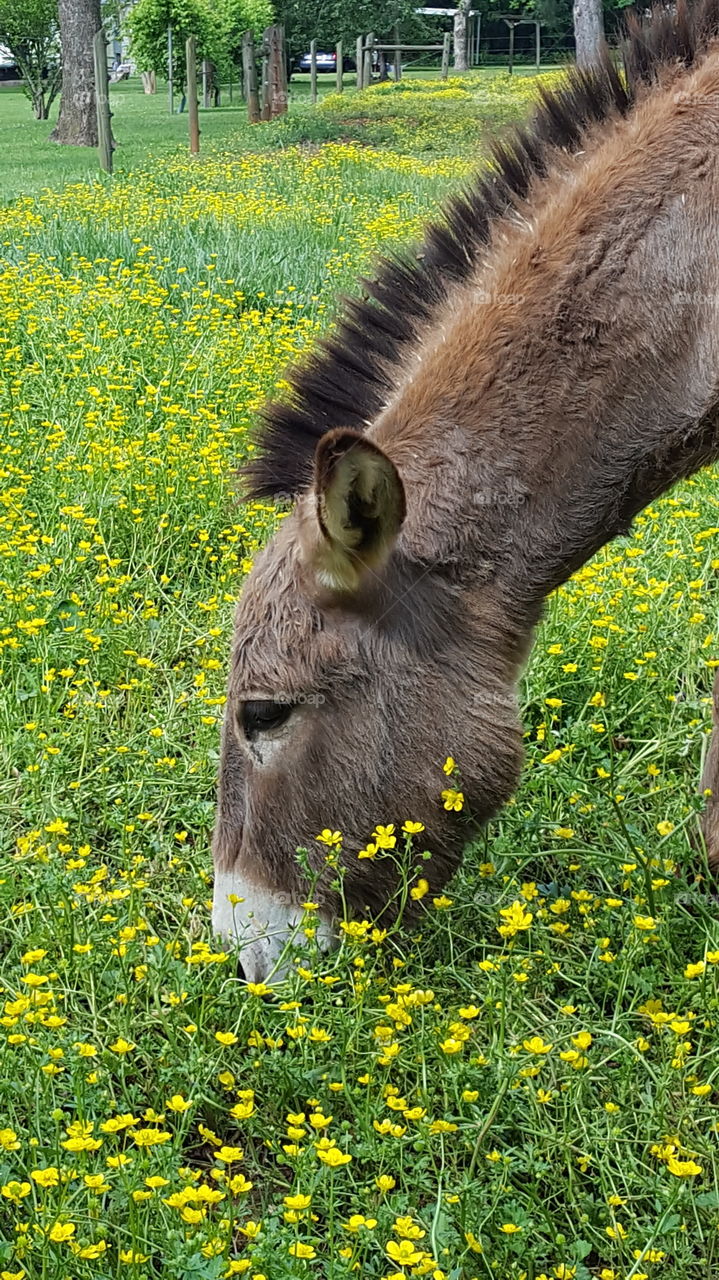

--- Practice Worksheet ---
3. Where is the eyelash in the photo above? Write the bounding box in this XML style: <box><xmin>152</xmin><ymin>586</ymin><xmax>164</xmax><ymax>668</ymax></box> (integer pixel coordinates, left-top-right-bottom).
<box><xmin>240</xmin><ymin>700</ymin><xmax>293</xmax><ymax>741</ymax></box>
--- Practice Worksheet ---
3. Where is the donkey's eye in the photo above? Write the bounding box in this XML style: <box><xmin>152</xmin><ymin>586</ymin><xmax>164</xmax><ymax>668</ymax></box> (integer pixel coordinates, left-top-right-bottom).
<box><xmin>241</xmin><ymin>700</ymin><xmax>293</xmax><ymax>741</ymax></box>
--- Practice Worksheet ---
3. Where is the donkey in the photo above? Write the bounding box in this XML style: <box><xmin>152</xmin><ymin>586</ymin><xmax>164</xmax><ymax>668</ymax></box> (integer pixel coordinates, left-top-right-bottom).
<box><xmin>213</xmin><ymin>0</ymin><xmax>719</xmax><ymax>982</ymax></box>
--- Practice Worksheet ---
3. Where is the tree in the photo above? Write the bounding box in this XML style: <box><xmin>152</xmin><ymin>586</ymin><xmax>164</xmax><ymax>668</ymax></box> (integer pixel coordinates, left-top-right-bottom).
<box><xmin>52</xmin><ymin>0</ymin><xmax>102</xmax><ymax>144</ymax></box>
<box><xmin>0</xmin><ymin>0</ymin><xmax>61</xmax><ymax>119</ymax></box>
<box><xmin>128</xmin><ymin>0</ymin><xmax>221</xmax><ymax>91</ymax></box>
<box><xmin>271</xmin><ymin>0</ymin><xmax>431</xmax><ymax>60</ymax></box>
<box><xmin>219</xmin><ymin>0</ymin><xmax>273</xmax><ymax>81</ymax></box>
<box><xmin>453</xmin><ymin>0</ymin><xmax>469</xmax><ymax>70</ymax></box>
<box><xmin>572</xmin><ymin>0</ymin><xmax>603</xmax><ymax>66</ymax></box>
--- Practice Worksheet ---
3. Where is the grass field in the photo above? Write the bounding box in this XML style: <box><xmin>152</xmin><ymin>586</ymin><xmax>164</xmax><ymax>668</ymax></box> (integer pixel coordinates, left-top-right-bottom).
<box><xmin>1</xmin><ymin>69</ymin><xmax>719</xmax><ymax>1280</ymax></box>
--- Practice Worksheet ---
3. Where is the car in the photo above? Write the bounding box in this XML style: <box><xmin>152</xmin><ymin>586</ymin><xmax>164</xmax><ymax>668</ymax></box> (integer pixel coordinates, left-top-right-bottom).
<box><xmin>0</xmin><ymin>42</ymin><xmax>18</xmax><ymax>82</ymax></box>
<box><xmin>294</xmin><ymin>49</ymin><xmax>355</xmax><ymax>74</ymax></box>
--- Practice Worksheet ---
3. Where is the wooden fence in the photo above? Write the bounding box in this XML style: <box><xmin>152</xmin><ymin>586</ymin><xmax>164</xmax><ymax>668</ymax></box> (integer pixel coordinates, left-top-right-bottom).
<box><xmin>355</xmin><ymin>32</ymin><xmax>451</xmax><ymax>89</ymax></box>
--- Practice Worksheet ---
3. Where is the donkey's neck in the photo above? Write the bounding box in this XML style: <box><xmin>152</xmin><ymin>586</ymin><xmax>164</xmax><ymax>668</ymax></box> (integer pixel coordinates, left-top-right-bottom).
<box><xmin>375</xmin><ymin>62</ymin><xmax>719</xmax><ymax>621</ymax></box>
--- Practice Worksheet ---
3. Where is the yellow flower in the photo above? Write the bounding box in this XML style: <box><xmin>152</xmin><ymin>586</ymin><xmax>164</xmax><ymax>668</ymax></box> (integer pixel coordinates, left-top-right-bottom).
<box><xmin>374</xmin><ymin>824</ymin><xmax>397</xmax><ymax>849</ymax></box>
<box><xmin>0</xmin><ymin>1130</ymin><xmax>20</xmax><ymax>1152</ymax></box>
<box><xmin>497</xmin><ymin>900</ymin><xmax>533</xmax><ymax>938</ymax></box>
<box><xmin>402</xmin><ymin>820</ymin><xmax>425</xmax><ymax>833</ymax></box>
<box><xmin>439</xmin><ymin>1037</ymin><xmax>464</xmax><ymax>1055</ymax></box>
<box><xmin>48</xmin><ymin>1222</ymin><xmax>76</xmax><ymax>1243</ymax></box>
<box><xmin>376</xmin><ymin>1174</ymin><xmax>396</xmax><ymax>1192</ymax></box>
<box><xmin>667</xmin><ymin>1155</ymin><xmax>702</xmax><ymax>1177</ymax></box>
<box><xmin>166</xmin><ymin>1094</ymin><xmax>193</xmax><ymax>1112</ymax></box>
<box><xmin>284</xmin><ymin>1193</ymin><xmax>311</xmax><ymax>1210</ymax></box>
<box><xmin>500</xmin><ymin>1223</ymin><xmax>522</xmax><ymax>1233</ymax></box>
<box><xmin>411</xmin><ymin>878</ymin><xmax>430</xmax><ymax>900</ymax></box>
<box><xmin>109</xmin><ymin>1037</ymin><xmax>135</xmax><ymax>1055</ymax></box>
<box><xmin>130</xmin><ymin>1127</ymin><xmax>172</xmax><ymax>1147</ymax></box>
<box><xmin>84</xmin><ymin>1173</ymin><xmax>111</xmax><ymax>1193</ymax></box>
<box><xmin>441</xmin><ymin>788</ymin><xmax>464</xmax><ymax>811</ymax></box>
<box><xmin>216</xmin><ymin>1145</ymin><xmax>244</xmax><ymax>1163</ymax></box>
<box><xmin>656</xmin><ymin>820</ymin><xmax>674</xmax><ymax>836</ymax></box>
<box><xmin>215</xmin><ymin>1031</ymin><xmax>239</xmax><ymax>1046</ymax></box>
<box><xmin>572</xmin><ymin>1031</ymin><xmax>592</xmax><ymax>1050</ymax></box>
<box><xmin>1</xmin><ymin>1181</ymin><xmax>31</xmax><ymax>1202</ymax></box>
<box><xmin>386</xmin><ymin>1239</ymin><xmax>423</xmax><ymax>1265</ymax></box>
<box><xmin>442</xmin><ymin>756</ymin><xmax>456</xmax><ymax>775</ymax></box>
<box><xmin>316</xmin><ymin>829</ymin><xmax>342</xmax><ymax>846</ymax></box>
<box><xmin>316</xmin><ymin>1146</ymin><xmax>351</xmax><ymax>1167</ymax></box>
<box><xmin>31</xmin><ymin>1167</ymin><xmax>60</xmax><ymax>1188</ymax></box>
<box><xmin>684</xmin><ymin>961</ymin><xmax>706</xmax><ymax>979</ymax></box>
<box><xmin>288</xmin><ymin>1243</ymin><xmax>316</xmax><ymax>1259</ymax></box>
<box><xmin>77</xmin><ymin>1242</ymin><xmax>107</xmax><ymax>1259</ymax></box>
<box><xmin>523</xmin><ymin>1036</ymin><xmax>553</xmax><ymax>1054</ymax></box>
<box><xmin>633</xmin><ymin>915</ymin><xmax>656</xmax><ymax>931</ymax></box>
<box><xmin>228</xmin><ymin>1173</ymin><xmax>253</xmax><ymax>1194</ymax></box>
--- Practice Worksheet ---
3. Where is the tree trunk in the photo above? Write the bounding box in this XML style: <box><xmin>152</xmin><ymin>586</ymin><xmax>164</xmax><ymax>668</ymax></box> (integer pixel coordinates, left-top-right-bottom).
<box><xmin>453</xmin><ymin>0</ymin><xmax>469</xmax><ymax>71</ymax></box>
<box><xmin>51</xmin><ymin>0</ymin><xmax>102</xmax><ymax>145</ymax></box>
<box><xmin>141</xmin><ymin>70</ymin><xmax>157</xmax><ymax>94</ymax></box>
<box><xmin>573</xmin><ymin>0</ymin><xmax>604</xmax><ymax>68</ymax></box>
<box><xmin>33</xmin><ymin>97</ymin><xmax>49</xmax><ymax>120</ymax></box>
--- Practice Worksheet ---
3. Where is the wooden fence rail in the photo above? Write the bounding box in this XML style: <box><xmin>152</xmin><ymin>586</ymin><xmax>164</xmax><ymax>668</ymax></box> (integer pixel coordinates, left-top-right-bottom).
<box><xmin>356</xmin><ymin>33</ymin><xmax>451</xmax><ymax>88</ymax></box>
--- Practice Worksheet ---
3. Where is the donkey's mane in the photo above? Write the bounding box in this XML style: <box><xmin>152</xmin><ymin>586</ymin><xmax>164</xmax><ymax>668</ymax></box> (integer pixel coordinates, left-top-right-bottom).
<box><xmin>244</xmin><ymin>0</ymin><xmax>719</xmax><ymax>500</ymax></box>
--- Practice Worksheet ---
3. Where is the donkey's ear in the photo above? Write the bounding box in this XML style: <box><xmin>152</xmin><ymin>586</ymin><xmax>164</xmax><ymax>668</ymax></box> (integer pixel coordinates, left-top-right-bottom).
<box><xmin>310</xmin><ymin>428</ymin><xmax>406</xmax><ymax>594</ymax></box>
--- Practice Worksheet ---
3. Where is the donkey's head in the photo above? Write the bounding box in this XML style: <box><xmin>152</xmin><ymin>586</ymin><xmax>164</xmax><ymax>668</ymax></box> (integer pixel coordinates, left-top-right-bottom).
<box><xmin>212</xmin><ymin>429</ymin><xmax>525</xmax><ymax>981</ymax></box>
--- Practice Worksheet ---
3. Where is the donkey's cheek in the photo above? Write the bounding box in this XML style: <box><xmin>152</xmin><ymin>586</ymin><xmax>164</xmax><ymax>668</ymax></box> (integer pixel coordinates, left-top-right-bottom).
<box><xmin>212</xmin><ymin>868</ymin><xmax>335</xmax><ymax>983</ymax></box>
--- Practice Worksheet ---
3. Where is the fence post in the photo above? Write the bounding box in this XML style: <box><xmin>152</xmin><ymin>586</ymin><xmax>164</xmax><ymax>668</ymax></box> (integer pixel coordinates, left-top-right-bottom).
<box><xmin>441</xmin><ymin>30</ymin><xmax>450</xmax><ymax>79</ymax></box>
<box><xmin>475</xmin><ymin>13</ymin><xmax>482</xmax><ymax>64</ymax></box>
<box><xmin>167</xmin><ymin>24</ymin><xmax>173</xmax><ymax>112</ymax></box>
<box><xmin>335</xmin><ymin>39</ymin><xmax>343</xmax><ymax>92</ymax></box>
<box><xmin>260</xmin><ymin>29</ymin><xmax>270</xmax><ymax>120</ymax></box>
<box><xmin>93</xmin><ymin>29</ymin><xmax>112</xmax><ymax>173</ymax></box>
<box><xmin>355</xmin><ymin>35</ymin><xmax>364</xmax><ymax>88</ymax></box>
<box><xmin>186</xmin><ymin>36</ymin><xmax>200</xmax><ymax>152</ymax></box>
<box><xmin>242</xmin><ymin>31</ymin><xmax>260</xmax><ymax>122</ymax></box>
<box><xmin>535</xmin><ymin>19</ymin><xmax>541</xmax><ymax>69</ymax></box>
<box><xmin>508</xmin><ymin>19</ymin><xmax>515</xmax><ymax>74</ymax></box>
<box><xmin>393</xmin><ymin>22</ymin><xmax>402</xmax><ymax>80</ymax></box>
<box><xmin>310</xmin><ymin>37</ymin><xmax>317</xmax><ymax>103</ymax></box>
<box><xmin>268</xmin><ymin>24</ymin><xmax>287</xmax><ymax>116</ymax></box>
<box><xmin>363</xmin><ymin>31</ymin><xmax>374</xmax><ymax>88</ymax></box>
<box><xmin>202</xmin><ymin>58</ymin><xmax>210</xmax><ymax>108</ymax></box>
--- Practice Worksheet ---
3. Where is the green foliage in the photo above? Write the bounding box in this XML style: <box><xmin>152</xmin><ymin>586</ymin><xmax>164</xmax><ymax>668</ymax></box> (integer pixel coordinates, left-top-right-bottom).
<box><xmin>273</xmin><ymin>0</ymin><xmax>437</xmax><ymax>58</ymax></box>
<box><xmin>127</xmin><ymin>0</ymin><xmax>222</xmax><ymax>85</ymax></box>
<box><xmin>218</xmin><ymin>0</ymin><xmax>274</xmax><ymax>74</ymax></box>
<box><xmin>0</xmin><ymin>0</ymin><xmax>60</xmax><ymax>118</ymax></box>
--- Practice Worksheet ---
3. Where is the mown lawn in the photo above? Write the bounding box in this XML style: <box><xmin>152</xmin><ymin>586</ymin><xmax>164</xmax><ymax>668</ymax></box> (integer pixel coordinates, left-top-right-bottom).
<box><xmin>1</xmin><ymin>70</ymin><xmax>719</xmax><ymax>1280</ymax></box>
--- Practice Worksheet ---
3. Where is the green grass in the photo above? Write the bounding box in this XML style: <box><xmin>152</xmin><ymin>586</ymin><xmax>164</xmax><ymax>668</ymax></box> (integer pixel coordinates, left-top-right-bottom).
<box><xmin>0</xmin><ymin>67</ymin><xmax>563</xmax><ymax>200</ymax></box>
<box><xmin>1</xmin><ymin>69</ymin><xmax>718</xmax><ymax>1280</ymax></box>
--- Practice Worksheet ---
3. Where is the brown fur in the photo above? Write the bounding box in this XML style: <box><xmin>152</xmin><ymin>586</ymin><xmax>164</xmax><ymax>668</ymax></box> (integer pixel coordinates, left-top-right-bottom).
<box><xmin>215</xmin><ymin>0</ymin><xmax>719</xmax><ymax>926</ymax></box>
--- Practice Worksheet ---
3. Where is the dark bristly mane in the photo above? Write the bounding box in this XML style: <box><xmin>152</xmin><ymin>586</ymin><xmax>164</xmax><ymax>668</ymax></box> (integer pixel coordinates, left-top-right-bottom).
<box><xmin>244</xmin><ymin>0</ymin><xmax>719</xmax><ymax>501</ymax></box>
